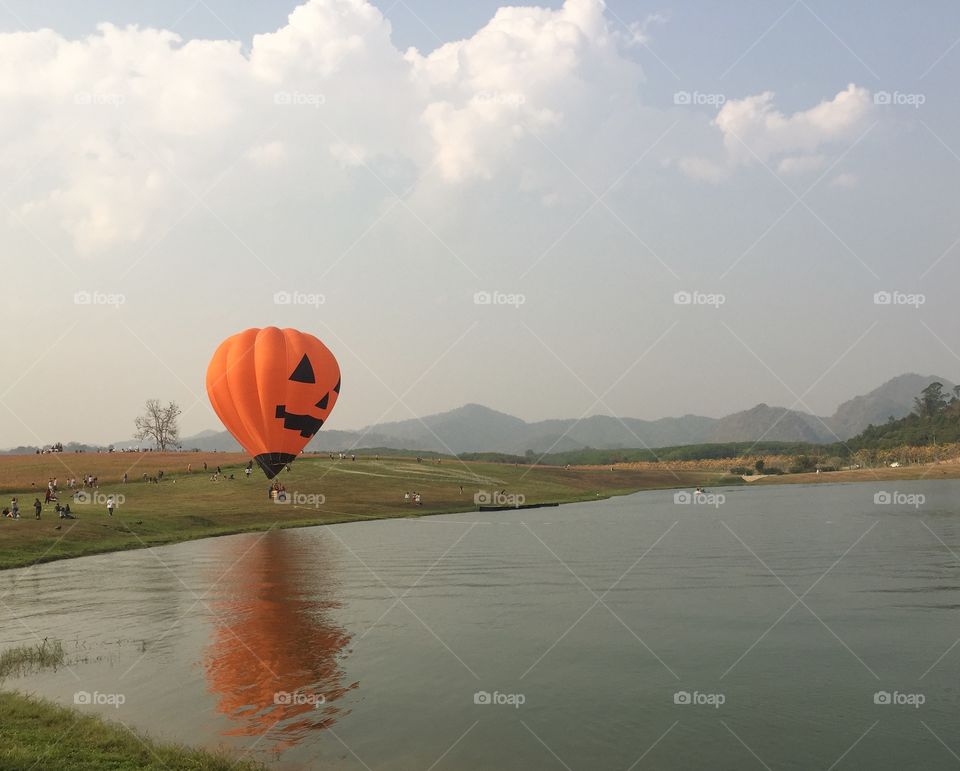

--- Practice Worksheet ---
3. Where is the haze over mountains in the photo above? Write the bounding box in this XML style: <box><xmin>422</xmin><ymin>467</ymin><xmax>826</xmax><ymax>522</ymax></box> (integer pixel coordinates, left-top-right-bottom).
<box><xmin>6</xmin><ymin>374</ymin><xmax>950</xmax><ymax>456</ymax></box>
<box><xmin>163</xmin><ymin>373</ymin><xmax>954</xmax><ymax>455</ymax></box>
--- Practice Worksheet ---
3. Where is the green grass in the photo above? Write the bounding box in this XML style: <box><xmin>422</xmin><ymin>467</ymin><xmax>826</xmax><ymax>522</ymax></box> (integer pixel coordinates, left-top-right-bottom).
<box><xmin>0</xmin><ymin>454</ymin><xmax>724</xmax><ymax>571</ymax></box>
<box><xmin>0</xmin><ymin>640</ymin><xmax>263</xmax><ymax>769</ymax></box>
<box><xmin>0</xmin><ymin>640</ymin><xmax>65</xmax><ymax>681</ymax></box>
<box><xmin>0</xmin><ymin>690</ymin><xmax>266</xmax><ymax>770</ymax></box>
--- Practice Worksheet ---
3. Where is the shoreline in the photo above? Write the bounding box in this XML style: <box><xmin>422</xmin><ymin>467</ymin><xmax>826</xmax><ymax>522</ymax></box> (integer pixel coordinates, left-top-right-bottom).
<box><xmin>0</xmin><ymin>484</ymin><xmax>660</xmax><ymax>573</ymax></box>
<box><xmin>0</xmin><ymin>690</ymin><xmax>267</xmax><ymax>770</ymax></box>
<box><xmin>2</xmin><ymin>461</ymin><xmax>955</xmax><ymax>573</ymax></box>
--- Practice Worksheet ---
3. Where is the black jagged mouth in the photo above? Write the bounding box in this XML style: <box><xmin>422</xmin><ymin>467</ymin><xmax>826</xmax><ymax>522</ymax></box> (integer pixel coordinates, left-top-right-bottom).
<box><xmin>274</xmin><ymin>405</ymin><xmax>325</xmax><ymax>438</ymax></box>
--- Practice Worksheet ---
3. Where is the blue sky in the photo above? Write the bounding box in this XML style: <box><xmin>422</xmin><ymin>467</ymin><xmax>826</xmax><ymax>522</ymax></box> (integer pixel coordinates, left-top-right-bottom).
<box><xmin>1</xmin><ymin>0</ymin><xmax>959</xmax><ymax>445</ymax></box>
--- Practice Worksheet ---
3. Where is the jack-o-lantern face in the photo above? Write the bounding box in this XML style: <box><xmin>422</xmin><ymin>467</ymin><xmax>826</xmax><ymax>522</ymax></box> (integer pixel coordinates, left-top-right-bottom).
<box><xmin>206</xmin><ymin>328</ymin><xmax>341</xmax><ymax>478</ymax></box>
<box><xmin>275</xmin><ymin>354</ymin><xmax>341</xmax><ymax>438</ymax></box>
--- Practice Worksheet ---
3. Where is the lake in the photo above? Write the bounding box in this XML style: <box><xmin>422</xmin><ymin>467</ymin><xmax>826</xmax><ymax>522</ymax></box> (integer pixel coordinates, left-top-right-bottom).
<box><xmin>3</xmin><ymin>480</ymin><xmax>960</xmax><ymax>769</ymax></box>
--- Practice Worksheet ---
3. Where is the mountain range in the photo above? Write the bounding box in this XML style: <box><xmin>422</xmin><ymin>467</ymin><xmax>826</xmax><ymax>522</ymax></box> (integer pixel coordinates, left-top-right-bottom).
<box><xmin>153</xmin><ymin>373</ymin><xmax>953</xmax><ymax>455</ymax></box>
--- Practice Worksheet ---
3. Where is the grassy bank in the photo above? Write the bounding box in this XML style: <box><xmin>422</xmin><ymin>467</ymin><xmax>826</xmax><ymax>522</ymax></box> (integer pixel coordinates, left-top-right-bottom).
<box><xmin>0</xmin><ymin>640</ymin><xmax>266</xmax><ymax>769</ymax></box>
<box><xmin>0</xmin><ymin>690</ymin><xmax>266</xmax><ymax>770</ymax></box>
<box><xmin>0</xmin><ymin>452</ymin><xmax>724</xmax><ymax>571</ymax></box>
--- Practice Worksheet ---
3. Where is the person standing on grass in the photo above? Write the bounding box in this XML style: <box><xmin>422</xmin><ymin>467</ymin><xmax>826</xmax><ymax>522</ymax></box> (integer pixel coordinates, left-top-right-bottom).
<box><xmin>33</xmin><ymin>498</ymin><xmax>42</xmax><ymax>519</ymax></box>
<box><xmin>106</xmin><ymin>495</ymin><xmax>115</xmax><ymax>517</ymax></box>
<box><xmin>11</xmin><ymin>498</ymin><xmax>19</xmax><ymax>518</ymax></box>
<box><xmin>122</xmin><ymin>473</ymin><xmax>128</xmax><ymax>484</ymax></box>
<box><xmin>245</xmin><ymin>465</ymin><xmax>252</xmax><ymax>479</ymax></box>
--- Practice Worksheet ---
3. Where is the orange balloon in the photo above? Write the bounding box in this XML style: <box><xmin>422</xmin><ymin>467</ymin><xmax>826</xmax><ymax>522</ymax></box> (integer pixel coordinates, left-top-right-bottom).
<box><xmin>206</xmin><ymin>327</ymin><xmax>341</xmax><ymax>478</ymax></box>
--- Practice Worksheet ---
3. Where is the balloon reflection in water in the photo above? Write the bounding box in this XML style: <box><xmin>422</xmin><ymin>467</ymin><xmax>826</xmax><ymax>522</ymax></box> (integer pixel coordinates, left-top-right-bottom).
<box><xmin>203</xmin><ymin>531</ymin><xmax>358</xmax><ymax>749</ymax></box>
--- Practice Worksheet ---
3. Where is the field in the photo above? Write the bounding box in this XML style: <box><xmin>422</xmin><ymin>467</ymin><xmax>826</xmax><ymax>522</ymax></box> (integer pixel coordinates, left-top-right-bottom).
<box><xmin>0</xmin><ymin>452</ymin><xmax>722</xmax><ymax>571</ymax></box>
<box><xmin>751</xmin><ymin>463</ymin><xmax>960</xmax><ymax>485</ymax></box>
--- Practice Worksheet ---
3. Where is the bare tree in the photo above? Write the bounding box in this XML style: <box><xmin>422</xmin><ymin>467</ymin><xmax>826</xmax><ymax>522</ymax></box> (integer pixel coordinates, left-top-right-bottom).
<box><xmin>134</xmin><ymin>399</ymin><xmax>182</xmax><ymax>451</ymax></box>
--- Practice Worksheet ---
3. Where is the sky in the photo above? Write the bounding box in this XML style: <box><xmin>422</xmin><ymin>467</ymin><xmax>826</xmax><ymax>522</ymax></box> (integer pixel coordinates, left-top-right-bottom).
<box><xmin>1</xmin><ymin>0</ymin><xmax>960</xmax><ymax>446</ymax></box>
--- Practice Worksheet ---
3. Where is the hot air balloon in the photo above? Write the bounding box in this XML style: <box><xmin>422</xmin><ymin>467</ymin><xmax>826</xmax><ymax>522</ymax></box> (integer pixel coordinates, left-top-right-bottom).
<box><xmin>206</xmin><ymin>327</ymin><xmax>340</xmax><ymax>478</ymax></box>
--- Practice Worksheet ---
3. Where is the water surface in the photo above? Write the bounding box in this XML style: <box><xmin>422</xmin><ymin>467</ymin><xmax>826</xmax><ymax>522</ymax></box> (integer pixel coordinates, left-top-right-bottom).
<box><xmin>3</xmin><ymin>480</ymin><xmax>960</xmax><ymax>769</ymax></box>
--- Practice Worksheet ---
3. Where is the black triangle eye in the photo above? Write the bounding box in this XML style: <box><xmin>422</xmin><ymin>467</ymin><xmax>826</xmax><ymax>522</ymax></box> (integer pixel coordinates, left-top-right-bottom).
<box><xmin>333</xmin><ymin>377</ymin><xmax>341</xmax><ymax>394</ymax></box>
<box><xmin>315</xmin><ymin>393</ymin><xmax>329</xmax><ymax>410</ymax></box>
<box><xmin>290</xmin><ymin>354</ymin><xmax>315</xmax><ymax>383</ymax></box>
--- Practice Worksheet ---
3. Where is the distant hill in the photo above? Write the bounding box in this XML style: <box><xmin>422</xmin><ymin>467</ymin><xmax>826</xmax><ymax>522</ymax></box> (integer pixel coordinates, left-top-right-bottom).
<box><xmin>828</xmin><ymin>374</ymin><xmax>956</xmax><ymax>438</ymax></box>
<box><xmin>706</xmin><ymin>404</ymin><xmax>831</xmax><ymax>444</ymax></box>
<box><xmin>169</xmin><ymin>373</ymin><xmax>951</xmax><ymax>453</ymax></box>
<box><xmin>7</xmin><ymin>372</ymin><xmax>950</xmax><ymax>455</ymax></box>
<box><xmin>847</xmin><ymin>379</ymin><xmax>960</xmax><ymax>449</ymax></box>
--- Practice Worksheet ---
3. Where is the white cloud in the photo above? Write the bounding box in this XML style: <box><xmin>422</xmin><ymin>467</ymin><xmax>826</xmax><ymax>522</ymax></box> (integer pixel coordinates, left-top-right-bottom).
<box><xmin>830</xmin><ymin>171</ymin><xmax>858</xmax><ymax>188</ymax></box>
<box><xmin>0</xmin><ymin>0</ymin><xmax>877</xmax><ymax>256</ymax></box>
<box><xmin>0</xmin><ymin>0</ymin><xmax>652</xmax><ymax>253</ymax></box>
<box><xmin>680</xmin><ymin>84</ymin><xmax>873</xmax><ymax>182</ymax></box>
